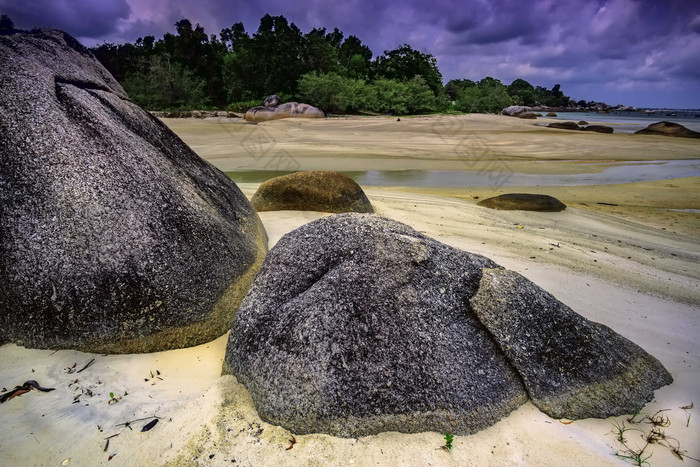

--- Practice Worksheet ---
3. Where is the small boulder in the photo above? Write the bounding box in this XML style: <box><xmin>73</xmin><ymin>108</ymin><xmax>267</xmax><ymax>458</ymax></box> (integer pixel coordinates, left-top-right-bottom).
<box><xmin>502</xmin><ymin>105</ymin><xmax>532</xmax><ymax>116</ymax></box>
<box><xmin>546</xmin><ymin>112</ymin><xmax>557</xmax><ymax>117</ymax></box>
<box><xmin>251</xmin><ymin>171</ymin><xmax>373</xmax><ymax>213</ymax></box>
<box><xmin>582</xmin><ymin>125</ymin><xmax>614</xmax><ymax>134</ymax></box>
<box><xmin>245</xmin><ymin>102</ymin><xmax>324</xmax><ymax>123</ymax></box>
<box><xmin>518</xmin><ymin>112</ymin><xmax>538</xmax><ymax>119</ymax></box>
<box><xmin>635</xmin><ymin>121</ymin><xmax>700</xmax><ymax>138</ymax></box>
<box><xmin>477</xmin><ymin>193</ymin><xmax>566</xmax><ymax>212</ymax></box>
<box><xmin>263</xmin><ymin>94</ymin><xmax>280</xmax><ymax>107</ymax></box>
<box><xmin>547</xmin><ymin>121</ymin><xmax>581</xmax><ymax>131</ymax></box>
<box><xmin>0</xmin><ymin>29</ymin><xmax>267</xmax><ymax>353</ymax></box>
<box><xmin>577</xmin><ymin>120</ymin><xmax>589</xmax><ymax>125</ymax></box>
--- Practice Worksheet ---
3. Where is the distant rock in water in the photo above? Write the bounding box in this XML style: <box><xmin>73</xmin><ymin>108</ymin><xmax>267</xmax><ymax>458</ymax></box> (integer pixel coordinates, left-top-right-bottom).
<box><xmin>582</xmin><ymin>125</ymin><xmax>614</xmax><ymax>133</ymax></box>
<box><xmin>547</xmin><ymin>121</ymin><xmax>581</xmax><ymax>131</ymax></box>
<box><xmin>251</xmin><ymin>171</ymin><xmax>373</xmax><ymax>213</ymax></box>
<box><xmin>223</xmin><ymin>214</ymin><xmax>671</xmax><ymax>437</ymax></box>
<box><xmin>546</xmin><ymin>112</ymin><xmax>558</xmax><ymax>117</ymax></box>
<box><xmin>478</xmin><ymin>193</ymin><xmax>567</xmax><ymax>212</ymax></box>
<box><xmin>502</xmin><ymin>105</ymin><xmax>532</xmax><ymax>116</ymax></box>
<box><xmin>262</xmin><ymin>94</ymin><xmax>280</xmax><ymax>107</ymax></box>
<box><xmin>0</xmin><ymin>29</ymin><xmax>267</xmax><ymax>353</ymax></box>
<box><xmin>245</xmin><ymin>102</ymin><xmax>324</xmax><ymax>123</ymax></box>
<box><xmin>635</xmin><ymin>121</ymin><xmax>700</xmax><ymax>138</ymax></box>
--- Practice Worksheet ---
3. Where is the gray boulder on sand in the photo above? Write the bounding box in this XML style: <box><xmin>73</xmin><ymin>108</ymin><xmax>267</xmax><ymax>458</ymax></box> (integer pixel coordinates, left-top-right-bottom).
<box><xmin>470</xmin><ymin>268</ymin><xmax>673</xmax><ymax>419</ymax></box>
<box><xmin>635</xmin><ymin>121</ymin><xmax>700</xmax><ymax>138</ymax></box>
<box><xmin>501</xmin><ymin>105</ymin><xmax>532</xmax><ymax>116</ymax></box>
<box><xmin>251</xmin><ymin>171</ymin><xmax>373</xmax><ymax>213</ymax></box>
<box><xmin>0</xmin><ymin>29</ymin><xmax>267</xmax><ymax>353</ymax></box>
<box><xmin>223</xmin><ymin>213</ymin><xmax>671</xmax><ymax>437</ymax></box>
<box><xmin>517</xmin><ymin>112</ymin><xmax>538</xmax><ymax>119</ymax></box>
<box><xmin>547</xmin><ymin>121</ymin><xmax>581</xmax><ymax>131</ymax></box>
<box><xmin>582</xmin><ymin>124</ymin><xmax>614</xmax><ymax>133</ymax></box>
<box><xmin>245</xmin><ymin>101</ymin><xmax>324</xmax><ymax>123</ymax></box>
<box><xmin>478</xmin><ymin>193</ymin><xmax>567</xmax><ymax>212</ymax></box>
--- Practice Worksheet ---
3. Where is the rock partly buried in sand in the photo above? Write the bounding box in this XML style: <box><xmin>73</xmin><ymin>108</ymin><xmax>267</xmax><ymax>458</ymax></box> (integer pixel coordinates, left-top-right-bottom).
<box><xmin>223</xmin><ymin>214</ymin><xmax>671</xmax><ymax>436</ymax></box>
<box><xmin>502</xmin><ymin>105</ymin><xmax>532</xmax><ymax>116</ymax></box>
<box><xmin>518</xmin><ymin>112</ymin><xmax>538</xmax><ymax>119</ymax></box>
<box><xmin>582</xmin><ymin>124</ymin><xmax>614</xmax><ymax>133</ymax></box>
<box><xmin>578</xmin><ymin>120</ymin><xmax>589</xmax><ymax>125</ymax></box>
<box><xmin>224</xmin><ymin>214</ymin><xmax>527</xmax><ymax>436</ymax></box>
<box><xmin>251</xmin><ymin>171</ymin><xmax>373</xmax><ymax>213</ymax></box>
<box><xmin>478</xmin><ymin>193</ymin><xmax>566</xmax><ymax>212</ymax></box>
<box><xmin>635</xmin><ymin>121</ymin><xmax>700</xmax><ymax>138</ymax></box>
<box><xmin>0</xmin><ymin>29</ymin><xmax>267</xmax><ymax>353</ymax></box>
<box><xmin>470</xmin><ymin>268</ymin><xmax>673</xmax><ymax>419</ymax></box>
<box><xmin>245</xmin><ymin>102</ymin><xmax>324</xmax><ymax>123</ymax></box>
<box><xmin>547</xmin><ymin>121</ymin><xmax>581</xmax><ymax>131</ymax></box>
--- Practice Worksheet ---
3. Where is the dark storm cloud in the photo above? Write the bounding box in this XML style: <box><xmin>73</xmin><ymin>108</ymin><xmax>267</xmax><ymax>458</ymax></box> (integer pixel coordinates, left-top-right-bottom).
<box><xmin>0</xmin><ymin>0</ymin><xmax>131</xmax><ymax>37</ymax></box>
<box><xmin>1</xmin><ymin>0</ymin><xmax>699</xmax><ymax>107</ymax></box>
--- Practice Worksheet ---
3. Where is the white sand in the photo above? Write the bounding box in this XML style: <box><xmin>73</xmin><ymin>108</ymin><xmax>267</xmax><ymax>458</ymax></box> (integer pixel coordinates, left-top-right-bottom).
<box><xmin>1</xmin><ymin>115</ymin><xmax>698</xmax><ymax>466</ymax></box>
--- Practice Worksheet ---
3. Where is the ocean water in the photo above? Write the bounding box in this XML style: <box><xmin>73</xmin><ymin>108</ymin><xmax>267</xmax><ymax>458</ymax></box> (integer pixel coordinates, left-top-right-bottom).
<box><xmin>543</xmin><ymin>110</ymin><xmax>700</xmax><ymax>133</ymax></box>
<box><xmin>228</xmin><ymin>159</ymin><xmax>700</xmax><ymax>187</ymax></box>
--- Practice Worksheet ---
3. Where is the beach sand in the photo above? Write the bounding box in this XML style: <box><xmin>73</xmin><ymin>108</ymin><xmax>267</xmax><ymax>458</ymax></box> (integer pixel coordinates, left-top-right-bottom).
<box><xmin>1</xmin><ymin>115</ymin><xmax>698</xmax><ymax>466</ymax></box>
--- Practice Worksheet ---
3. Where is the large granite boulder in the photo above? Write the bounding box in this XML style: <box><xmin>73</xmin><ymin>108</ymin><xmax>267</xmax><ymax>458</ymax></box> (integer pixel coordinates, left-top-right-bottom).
<box><xmin>0</xmin><ymin>29</ymin><xmax>267</xmax><ymax>353</ymax></box>
<box><xmin>502</xmin><ymin>105</ymin><xmax>532</xmax><ymax>116</ymax></box>
<box><xmin>245</xmin><ymin>102</ymin><xmax>324</xmax><ymax>123</ymax></box>
<box><xmin>223</xmin><ymin>214</ymin><xmax>671</xmax><ymax>437</ymax></box>
<box><xmin>478</xmin><ymin>193</ymin><xmax>566</xmax><ymax>212</ymax></box>
<box><xmin>470</xmin><ymin>268</ymin><xmax>673</xmax><ymax>419</ymax></box>
<box><xmin>251</xmin><ymin>171</ymin><xmax>373</xmax><ymax>213</ymax></box>
<box><xmin>635</xmin><ymin>121</ymin><xmax>700</xmax><ymax>138</ymax></box>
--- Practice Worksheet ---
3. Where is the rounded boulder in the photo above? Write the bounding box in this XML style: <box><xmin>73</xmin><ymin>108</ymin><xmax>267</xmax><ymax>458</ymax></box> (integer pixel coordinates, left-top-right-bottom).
<box><xmin>477</xmin><ymin>193</ymin><xmax>567</xmax><ymax>212</ymax></box>
<box><xmin>251</xmin><ymin>171</ymin><xmax>373</xmax><ymax>213</ymax></box>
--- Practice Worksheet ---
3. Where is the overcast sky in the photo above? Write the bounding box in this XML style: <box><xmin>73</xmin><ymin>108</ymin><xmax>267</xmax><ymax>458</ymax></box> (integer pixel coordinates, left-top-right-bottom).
<box><xmin>2</xmin><ymin>0</ymin><xmax>699</xmax><ymax>108</ymax></box>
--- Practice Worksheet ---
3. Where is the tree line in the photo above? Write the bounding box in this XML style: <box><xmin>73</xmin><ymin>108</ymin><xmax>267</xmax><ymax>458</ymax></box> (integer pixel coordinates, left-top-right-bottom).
<box><xmin>2</xmin><ymin>13</ymin><xmax>583</xmax><ymax>114</ymax></box>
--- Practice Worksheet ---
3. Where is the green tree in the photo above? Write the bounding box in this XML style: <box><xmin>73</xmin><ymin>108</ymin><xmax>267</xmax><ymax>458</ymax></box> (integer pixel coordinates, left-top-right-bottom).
<box><xmin>0</xmin><ymin>14</ymin><xmax>15</xmax><ymax>34</ymax></box>
<box><xmin>371</xmin><ymin>44</ymin><xmax>443</xmax><ymax>98</ymax></box>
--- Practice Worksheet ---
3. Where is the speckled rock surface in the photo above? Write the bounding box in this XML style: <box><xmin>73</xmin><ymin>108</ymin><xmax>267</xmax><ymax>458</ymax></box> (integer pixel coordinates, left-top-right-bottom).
<box><xmin>477</xmin><ymin>193</ymin><xmax>566</xmax><ymax>212</ymax></box>
<box><xmin>223</xmin><ymin>214</ymin><xmax>672</xmax><ymax>436</ymax></box>
<box><xmin>470</xmin><ymin>268</ymin><xmax>673</xmax><ymax>419</ymax></box>
<box><xmin>224</xmin><ymin>214</ymin><xmax>526</xmax><ymax>437</ymax></box>
<box><xmin>251</xmin><ymin>171</ymin><xmax>373</xmax><ymax>213</ymax></box>
<box><xmin>0</xmin><ymin>29</ymin><xmax>267</xmax><ymax>353</ymax></box>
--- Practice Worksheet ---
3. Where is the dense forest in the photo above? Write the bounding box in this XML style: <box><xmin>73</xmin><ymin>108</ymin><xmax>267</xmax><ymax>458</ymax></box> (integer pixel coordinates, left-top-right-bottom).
<box><xmin>4</xmin><ymin>13</ymin><xmax>584</xmax><ymax>114</ymax></box>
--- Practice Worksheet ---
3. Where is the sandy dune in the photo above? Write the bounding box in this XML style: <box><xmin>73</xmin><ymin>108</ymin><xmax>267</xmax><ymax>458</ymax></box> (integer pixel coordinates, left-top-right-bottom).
<box><xmin>1</xmin><ymin>114</ymin><xmax>698</xmax><ymax>466</ymax></box>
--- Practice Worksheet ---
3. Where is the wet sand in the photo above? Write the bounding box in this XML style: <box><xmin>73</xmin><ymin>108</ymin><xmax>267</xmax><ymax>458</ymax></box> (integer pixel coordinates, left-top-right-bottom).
<box><xmin>1</xmin><ymin>114</ymin><xmax>698</xmax><ymax>466</ymax></box>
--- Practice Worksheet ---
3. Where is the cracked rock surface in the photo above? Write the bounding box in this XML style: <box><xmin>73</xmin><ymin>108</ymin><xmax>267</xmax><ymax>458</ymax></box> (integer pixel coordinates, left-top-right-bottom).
<box><xmin>224</xmin><ymin>213</ymin><xmax>672</xmax><ymax>437</ymax></box>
